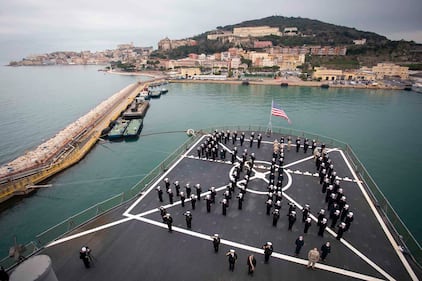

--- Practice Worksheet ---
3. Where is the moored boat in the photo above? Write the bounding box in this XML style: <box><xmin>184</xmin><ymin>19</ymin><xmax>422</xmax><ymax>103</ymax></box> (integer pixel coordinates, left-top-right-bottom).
<box><xmin>123</xmin><ymin>119</ymin><xmax>143</xmax><ymax>138</ymax></box>
<box><xmin>107</xmin><ymin>119</ymin><xmax>129</xmax><ymax>140</ymax></box>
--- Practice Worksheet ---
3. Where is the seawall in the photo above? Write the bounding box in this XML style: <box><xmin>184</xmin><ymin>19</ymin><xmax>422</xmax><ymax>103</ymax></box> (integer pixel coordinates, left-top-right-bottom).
<box><xmin>0</xmin><ymin>81</ymin><xmax>147</xmax><ymax>203</ymax></box>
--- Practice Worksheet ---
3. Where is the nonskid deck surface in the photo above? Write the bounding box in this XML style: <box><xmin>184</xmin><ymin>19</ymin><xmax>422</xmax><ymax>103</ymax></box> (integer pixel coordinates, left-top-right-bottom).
<box><xmin>40</xmin><ymin>132</ymin><xmax>419</xmax><ymax>281</ymax></box>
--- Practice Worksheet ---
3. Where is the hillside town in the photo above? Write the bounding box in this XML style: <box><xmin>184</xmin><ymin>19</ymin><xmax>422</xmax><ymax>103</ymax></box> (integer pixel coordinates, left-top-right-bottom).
<box><xmin>8</xmin><ymin>26</ymin><xmax>419</xmax><ymax>89</ymax></box>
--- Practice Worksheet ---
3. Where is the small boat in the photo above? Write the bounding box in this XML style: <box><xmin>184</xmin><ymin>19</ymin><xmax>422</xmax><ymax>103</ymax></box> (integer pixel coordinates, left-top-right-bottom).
<box><xmin>160</xmin><ymin>88</ymin><xmax>168</xmax><ymax>94</ymax></box>
<box><xmin>107</xmin><ymin>120</ymin><xmax>129</xmax><ymax>140</ymax></box>
<box><xmin>149</xmin><ymin>90</ymin><xmax>161</xmax><ymax>99</ymax></box>
<box><xmin>280</xmin><ymin>83</ymin><xmax>288</xmax><ymax>87</ymax></box>
<box><xmin>320</xmin><ymin>84</ymin><xmax>330</xmax><ymax>89</ymax></box>
<box><xmin>123</xmin><ymin>119</ymin><xmax>143</xmax><ymax>139</ymax></box>
<box><xmin>242</xmin><ymin>80</ymin><xmax>250</xmax><ymax>85</ymax></box>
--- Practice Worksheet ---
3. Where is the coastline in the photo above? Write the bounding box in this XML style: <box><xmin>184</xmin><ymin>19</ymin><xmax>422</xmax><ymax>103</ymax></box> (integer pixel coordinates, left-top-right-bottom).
<box><xmin>106</xmin><ymin>70</ymin><xmax>406</xmax><ymax>90</ymax></box>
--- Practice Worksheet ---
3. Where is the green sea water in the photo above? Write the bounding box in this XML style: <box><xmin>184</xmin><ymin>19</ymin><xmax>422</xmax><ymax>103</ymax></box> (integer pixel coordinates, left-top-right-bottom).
<box><xmin>0</xmin><ymin>65</ymin><xmax>421</xmax><ymax>257</ymax></box>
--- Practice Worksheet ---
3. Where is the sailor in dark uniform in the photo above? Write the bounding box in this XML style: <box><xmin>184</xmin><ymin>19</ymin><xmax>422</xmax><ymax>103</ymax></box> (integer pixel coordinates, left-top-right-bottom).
<box><xmin>274</xmin><ymin>200</ymin><xmax>282</xmax><ymax>211</ymax></box>
<box><xmin>287</xmin><ymin>202</ymin><xmax>296</xmax><ymax>216</ymax></box>
<box><xmin>320</xmin><ymin>242</ymin><xmax>331</xmax><ymax>261</ymax></box>
<box><xmin>266</xmin><ymin>198</ymin><xmax>273</xmax><ymax>215</ymax></box>
<box><xmin>319</xmin><ymin>168</ymin><xmax>327</xmax><ymax>184</ymax></box>
<box><xmin>167</xmin><ymin>188</ymin><xmax>174</xmax><ymax>204</ymax></box>
<box><xmin>288</xmin><ymin>210</ymin><xmax>297</xmax><ymax>231</ymax></box>
<box><xmin>328</xmin><ymin>193</ymin><xmax>337</xmax><ymax>211</ymax></box>
<box><xmin>185</xmin><ymin>183</ymin><xmax>191</xmax><ymax>198</ymax></box>
<box><xmin>190</xmin><ymin>194</ymin><xmax>197</xmax><ymax>210</ymax></box>
<box><xmin>237</xmin><ymin>192</ymin><xmax>244</xmax><ymax>210</ymax></box>
<box><xmin>205</xmin><ymin>194</ymin><xmax>212</xmax><ymax>212</ymax></box>
<box><xmin>295</xmin><ymin>137</ymin><xmax>301</xmax><ymax>152</ymax></box>
<box><xmin>340</xmin><ymin>204</ymin><xmax>350</xmax><ymax>221</ymax></box>
<box><xmin>226</xmin><ymin>250</ymin><xmax>238</xmax><ymax>271</ymax></box>
<box><xmin>262</xmin><ymin>242</ymin><xmax>273</xmax><ymax>263</ymax></box>
<box><xmin>338</xmin><ymin>195</ymin><xmax>347</xmax><ymax>210</ymax></box>
<box><xmin>318</xmin><ymin>218</ymin><xmax>328</xmax><ymax>237</ymax></box>
<box><xmin>224</xmin><ymin>190</ymin><xmax>231</xmax><ymax>205</ymax></box>
<box><xmin>249</xmin><ymin>136</ymin><xmax>253</xmax><ymax>147</ymax></box>
<box><xmin>344</xmin><ymin>212</ymin><xmax>354</xmax><ymax>231</ymax></box>
<box><xmin>316</xmin><ymin>155</ymin><xmax>322</xmax><ymax>170</ymax></box>
<box><xmin>159</xmin><ymin>206</ymin><xmax>167</xmax><ymax>221</ymax></box>
<box><xmin>174</xmin><ymin>181</ymin><xmax>180</xmax><ymax>196</ymax></box>
<box><xmin>317</xmin><ymin>209</ymin><xmax>326</xmax><ymax>226</ymax></box>
<box><xmin>232</xmin><ymin>131</ymin><xmax>237</xmax><ymax>144</ymax></box>
<box><xmin>79</xmin><ymin>246</ymin><xmax>92</xmax><ymax>268</ymax></box>
<box><xmin>330</xmin><ymin>171</ymin><xmax>337</xmax><ymax>184</ymax></box>
<box><xmin>272</xmin><ymin>209</ymin><xmax>280</xmax><ymax>226</ymax></box>
<box><xmin>195</xmin><ymin>184</ymin><xmax>201</xmax><ymax>200</ymax></box>
<box><xmin>330</xmin><ymin>209</ymin><xmax>341</xmax><ymax>228</ymax></box>
<box><xmin>325</xmin><ymin>185</ymin><xmax>334</xmax><ymax>203</ymax></box>
<box><xmin>183</xmin><ymin>211</ymin><xmax>192</xmax><ymax>229</ymax></box>
<box><xmin>211</xmin><ymin>147</ymin><xmax>216</xmax><ymax>160</ymax></box>
<box><xmin>302</xmin><ymin>204</ymin><xmax>311</xmax><ymax>222</ymax></box>
<box><xmin>231</xmin><ymin>151</ymin><xmax>236</xmax><ymax>164</ymax></box>
<box><xmin>257</xmin><ymin>133</ymin><xmax>262</xmax><ymax>148</ymax></box>
<box><xmin>337</xmin><ymin>222</ymin><xmax>346</xmax><ymax>240</ymax></box>
<box><xmin>197</xmin><ymin>147</ymin><xmax>201</xmax><ymax>158</ymax></box>
<box><xmin>180</xmin><ymin>191</ymin><xmax>186</xmax><ymax>207</ymax></box>
<box><xmin>275</xmin><ymin>190</ymin><xmax>283</xmax><ymax>202</ymax></box>
<box><xmin>156</xmin><ymin>186</ymin><xmax>163</xmax><ymax>202</ymax></box>
<box><xmin>311</xmin><ymin>139</ymin><xmax>317</xmax><ymax>152</ymax></box>
<box><xmin>212</xmin><ymin>234</ymin><xmax>220</xmax><ymax>252</ymax></box>
<box><xmin>304</xmin><ymin>217</ymin><xmax>312</xmax><ymax>233</ymax></box>
<box><xmin>164</xmin><ymin>213</ymin><xmax>173</xmax><ymax>232</ymax></box>
<box><xmin>321</xmin><ymin>177</ymin><xmax>330</xmax><ymax>194</ymax></box>
<box><xmin>221</xmin><ymin>198</ymin><xmax>228</xmax><ymax>216</ymax></box>
<box><xmin>240</xmin><ymin>132</ymin><xmax>245</xmax><ymax>146</ymax></box>
<box><xmin>304</xmin><ymin>138</ymin><xmax>309</xmax><ymax>153</ymax></box>
<box><xmin>164</xmin><ymin>177</ymin><xmax>170</xmax><ymax>190</ymax></box>
<box><xmin>295</xmin><ymin>236</ymin><xmax>304</xmax><ymax>256</ymax></box>
<box><xmin>210</xmin><ymin>186</ymin><xmax>217</xmax><ymax>203</ymax></box>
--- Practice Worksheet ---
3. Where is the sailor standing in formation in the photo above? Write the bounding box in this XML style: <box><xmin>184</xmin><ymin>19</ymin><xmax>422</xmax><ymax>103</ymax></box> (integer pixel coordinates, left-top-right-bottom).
<box><xmin>212</xmin><ymin>234</ymin><xmax>220</xmax><ymax>252</ymax></box>
<box><xmin>226</xmin><ymin>249</ymin><xmax>238</xmax><ymax>271</ymax></box>
<box><xmin>262</xmin><ymin>242</ymin><xmax>273</xmax><ymax>263</ymax></box>
<box><xmin>183</xmin><ymin>211</ymin><xmax>192</xmax><ymax>229</ymax></box>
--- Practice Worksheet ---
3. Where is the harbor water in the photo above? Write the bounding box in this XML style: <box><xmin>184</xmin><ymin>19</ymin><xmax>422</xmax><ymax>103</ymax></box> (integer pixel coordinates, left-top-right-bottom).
<box><xmin>0</xmin><ymin>65</ymin><xmax>421</xmax><ymax>257</ymax></box>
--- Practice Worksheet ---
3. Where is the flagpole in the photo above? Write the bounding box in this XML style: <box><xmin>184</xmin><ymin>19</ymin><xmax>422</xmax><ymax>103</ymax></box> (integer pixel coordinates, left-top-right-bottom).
<box><xmin>266</xmin><ymin>100</ymin><xmax>273</xmax><ymax>137</ymax></box>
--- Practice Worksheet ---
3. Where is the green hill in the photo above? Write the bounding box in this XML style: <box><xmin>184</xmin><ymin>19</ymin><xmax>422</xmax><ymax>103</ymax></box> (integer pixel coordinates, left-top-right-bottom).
<box><xmin>152</xmin><ymin>15</ymin><xmax>421</xmax><ymax>69</ymax></box>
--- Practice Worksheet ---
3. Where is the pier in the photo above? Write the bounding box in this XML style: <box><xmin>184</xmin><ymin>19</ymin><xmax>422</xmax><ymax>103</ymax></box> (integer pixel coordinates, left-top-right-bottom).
<box><xmin>0</xmin><ymin>80</ymin><xmax>158</xmax><ymax>203</ymax></box>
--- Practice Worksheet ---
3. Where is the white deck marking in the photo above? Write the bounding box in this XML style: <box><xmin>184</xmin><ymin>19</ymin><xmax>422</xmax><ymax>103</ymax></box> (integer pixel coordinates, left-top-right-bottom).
<box><xmin>338</xmin><ymin>150</ymin><xmax>418</xmax><ymax>281</ymax></box>
<box><xmin>283</xmin><ymin>170</ymin><xmax>396</xmax><ymax>280</ymax></box>
<box><xmin>49</xmin><ymin>136</ymin><xmax>415</xmax><ymax>281</ymax></box>
<box><xmin>46</xmin><ymin>217</ymin><xmax>133</xmax><ymax>248</ymax></box>
<box><xmin>123</xmin><ymin>134</ymin><xmax>207</xmax><ymax>216</ymax></box>
<box><xmin>130</xmin><ymin>215</ymin><xmax>385</xmax><ymax>281</ymax></box>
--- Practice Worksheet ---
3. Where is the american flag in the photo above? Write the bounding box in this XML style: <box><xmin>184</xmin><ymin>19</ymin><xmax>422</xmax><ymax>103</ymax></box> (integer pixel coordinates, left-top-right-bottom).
<box><xmin>271</xmin><ymin>101</ymin><xmax>291</xmax><ymax>123</ymax></box>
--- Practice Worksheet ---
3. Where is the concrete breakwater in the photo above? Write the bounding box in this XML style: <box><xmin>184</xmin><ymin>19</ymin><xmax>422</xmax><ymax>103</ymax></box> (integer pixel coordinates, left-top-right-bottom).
<box><xmin>0</xmin><ymin>81</ymin><xmax>147</xmax><ymax>203</ymax></box>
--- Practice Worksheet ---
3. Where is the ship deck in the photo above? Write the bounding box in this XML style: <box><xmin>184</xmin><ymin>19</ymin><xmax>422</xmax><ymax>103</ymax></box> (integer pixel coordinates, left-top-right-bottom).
<box><xmin>35</xmin><ymin>132</ymin><xmax>420</xmax><ymax>281</ymax></box>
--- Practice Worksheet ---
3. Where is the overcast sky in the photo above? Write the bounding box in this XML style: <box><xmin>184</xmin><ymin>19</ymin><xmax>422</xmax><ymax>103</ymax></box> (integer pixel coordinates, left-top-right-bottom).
<box><xmin>1</xmin><ymin>0</ymin><xmax>421</xmax><ymax>63</ymax></box>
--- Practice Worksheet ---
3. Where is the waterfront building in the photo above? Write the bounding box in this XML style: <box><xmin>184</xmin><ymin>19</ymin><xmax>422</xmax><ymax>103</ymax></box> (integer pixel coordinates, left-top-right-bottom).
<box><xmin>313</xmin><ymin>67</ymin><xmax>343</xmax><ymax>81</ymax></box>
<box><xmin>372</xmin><ymin>63</ymin><xmax>409</xmax><ymax>80</ymax></box>
<box><xmin>180</xmin><ymin>67</ymin><xmax>201</xmax><ymax>78</ymax></box>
